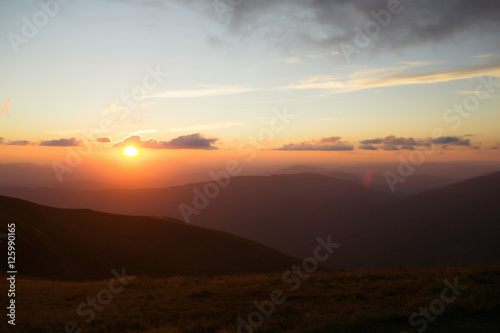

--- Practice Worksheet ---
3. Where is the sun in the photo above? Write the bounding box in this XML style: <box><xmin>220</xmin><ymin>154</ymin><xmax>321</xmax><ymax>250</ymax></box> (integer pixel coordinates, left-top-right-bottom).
<box><xmin>122</xmin><ymin>145</ymin><xmax>140</xmax><ymax>158</ymax></box>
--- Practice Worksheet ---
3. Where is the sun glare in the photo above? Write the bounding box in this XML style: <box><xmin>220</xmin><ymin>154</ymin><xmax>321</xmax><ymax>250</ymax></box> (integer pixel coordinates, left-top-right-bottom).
<box><xmin>122</xmin><ymin>145</ymin><xmax>140</xmax><ymax>158</ymax></box>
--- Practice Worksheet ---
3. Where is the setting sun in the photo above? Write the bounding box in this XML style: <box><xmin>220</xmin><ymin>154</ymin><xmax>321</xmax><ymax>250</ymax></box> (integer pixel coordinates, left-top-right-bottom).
<box><xmin>122</xmin><ymin>145</ymin><xmax>140</xmax><ymax>158</ymax></box>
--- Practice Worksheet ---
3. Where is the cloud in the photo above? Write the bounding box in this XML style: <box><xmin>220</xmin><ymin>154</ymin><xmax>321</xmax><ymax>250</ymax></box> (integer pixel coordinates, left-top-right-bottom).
<box><xmin>150</xmin><ymin>85</ymin><xmax>256</xmax><ymax>98</ymax></box>
<box><xmin>274</xmin><ymin>137</ymin><xmax>353</xmax><ymax>151</ymax></box>
<box><xmin>359</xmin><ymin>144</ymin><xmax>377</xmax><ymax>151</ymax></box>
<box><xmin>1</xmin><ymin>98</ymin><xmax>11</xmax><ymax>114</ymax></box>
<box><xmin>0</xmin><ymin>137</ymin><xmax>33</xmax><ymax>145</ymax></box>
<box><xmin>203</xmin><ymin>0</ymin><xmax>500</xmax><ymax>55</ymax></box>
<box><xmin>6</xmin><ymin>140</ymin><xmax>33</xmax><ymax>146</ymax></box>
<box><xmin>360</xmin><ymin>135</ymin><xmax>417</xmax><ymax>146</ymax></box>
<box><xmin>320</xmin><ymin>136</ymin><xmax>341</xmax><ymax>144</ymax></box>
<box><xmin>360</xmin><ymin>138</ymin><xmax>383</xmax><ymax>145</ymax></box>
<box><xmin>285</xmin><ymin>57</ymin><xmax>302</xmax><ymax>64</ymax></box>
<box><xmin>381</xmin><ymin>145</ymin><xmax>399</xmax><ymax>151</ymax></box>
<box><xmin>96</xmin><ymin>137</ymin><xmax>112</xmax><ymax>143</ymax></box>
<box><xmin>277</xmin><ymin>61</ymin><xmax>500</xmax><ymax>94</ymax></box>
<box><xmin>167</xmin><ymin>122</ymin><xmax>246</xmax><ymax>132</ymax></box>
<box><xmin>358</xmin><ymin>135</ymin><xmax>477</xmax><ymax>151</ymax></box>
<box><xmin>104</xmin><ymin>0</ymin><xmax>170</xmax><ymax>10</ymax></box>
<box><xmin>433</xmin><ymin>136</ymin><xmax>471</xmax><ymax>146</ymax></box>
<box><xmin>39</xmin><ymin>137</ymin><xmax>83</xmax><ymax>147</ymax></box>
<box><xmin>113</xmin><ymin>133</ymin><xmax>218</xmax><ymax>150</ymax></box>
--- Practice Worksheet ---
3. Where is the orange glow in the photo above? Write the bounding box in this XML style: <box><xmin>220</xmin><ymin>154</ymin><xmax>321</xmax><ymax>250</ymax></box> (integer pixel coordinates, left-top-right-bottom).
<box><xmin>122</xmin><ymin>146</ymin><xmax>140</xmax><ymax>158</ymax></box>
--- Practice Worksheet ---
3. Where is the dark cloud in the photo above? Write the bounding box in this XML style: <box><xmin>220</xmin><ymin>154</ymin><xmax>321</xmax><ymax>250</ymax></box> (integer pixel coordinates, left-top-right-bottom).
<box><xmin>275</xmin><ymin>137</ymin><xmax>353</xmax><ymax>151</ymax></box>
<box><xmin>381</xmin><ymin>145</ymin><xmax>399</xmax><ymax>151</ymax></box>
<box><xmin>359</xmin><ymin>144</ymin><xmax>377</xmax><ymax>151</ymax></box>
<box><xmin>320</xmin><ymin>136</ymin><xmax>341</xmax><ymax>144</ymax></box>
<box><xmin>360</xmin><ymin>135</ymin><xmax>417</xmax><ymax>146</ymax></box>
<box><xmin>358</xmin><ymin>135</ymin><xmax>478</xmax><ymax>151</ymax></box>
<box><xmin>360</xmin><ymin>138</ymin><xmax>384</xmax><ymax>145</ymax></box>
<box><xmin>7</xmin><ymin>140</ymin><xmax>33</xmax><ymax>146</ymax></box>
<box><xmin>433</xmin><ymin>136</ymin><xmax>471</xmax><ymax>146</ymax></box>
<box><xmin>106</xmin><ymin>0</ymin><xmax>170</xmax><ymax>10</ymax></box>
<box><xmin>96</xmin><ymin>137</ymin><xmax>112</xmax><ymax>143</ymax></box>
<box><xmin>2</xmin><ymin>137</ymin><xmax>84</xmax><ymax>147</ymax></box>
<box><xmin>384</xmin><ymin>135</ymin><xmax>417</xmax><ymax>146</ymax></box>
<box><xmin>113</xmin><ymin>133</ymin><xmax>218</xmax><ymax>150</ymax></box>
<box><xmin>39</xmin><ymin>137</ymin><xmax>83</xmax><ymax>147</ymax></box>
<box><xmin>201</xmin><ymin>0</ymin><xmax>500</xmax><ymax>55</ymax></box>
<box><xmin>433</xmin><ymin>136</ymin><xmax>460</xmax><ymax>144</ymax></box>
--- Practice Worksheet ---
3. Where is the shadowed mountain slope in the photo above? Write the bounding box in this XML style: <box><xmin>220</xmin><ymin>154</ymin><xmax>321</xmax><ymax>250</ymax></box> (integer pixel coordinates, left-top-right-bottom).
<box><xmin>0</xmin><ymin>196</ymin><xmax>300</xmax><ymax>281</ymax></box>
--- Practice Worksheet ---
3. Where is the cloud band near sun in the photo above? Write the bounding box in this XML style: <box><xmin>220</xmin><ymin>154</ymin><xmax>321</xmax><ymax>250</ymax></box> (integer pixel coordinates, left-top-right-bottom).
<box><xmin>273</xmin><ymin>135</ymin><xmax>483</xmax><ymax>152</ymax></box>
<box><xmin>112</xmin><ymin>133</ymin><xmax>219</xmax><ymax>150</ymax></box>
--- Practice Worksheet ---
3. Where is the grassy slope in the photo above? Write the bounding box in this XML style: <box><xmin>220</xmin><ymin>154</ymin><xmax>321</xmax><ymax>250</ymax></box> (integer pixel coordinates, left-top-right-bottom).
<box><xmin>1</xmin><ymin>265</ymin><xmax>499</xmax><ymax>333</ymax></box>
<box><xmin>0</xmin><ymin>195</ymin><xmax>300</xmax><ymax>280</ymax></box>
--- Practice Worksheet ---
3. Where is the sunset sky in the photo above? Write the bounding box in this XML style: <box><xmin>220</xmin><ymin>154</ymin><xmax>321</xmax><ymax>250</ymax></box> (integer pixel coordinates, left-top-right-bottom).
<box><xmin>1</xmin><ymin>0</ymin><xmax>500</xmax><ymax>168</ymax></box>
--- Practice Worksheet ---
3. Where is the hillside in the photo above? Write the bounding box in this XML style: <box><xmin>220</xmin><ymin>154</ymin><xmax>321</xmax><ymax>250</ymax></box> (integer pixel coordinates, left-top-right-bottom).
<box><xmin>327</xmin><ymin>171</ymin><xmax>500</xmax><ymax>269</ymax></box>
<box><xmin>0</xmin><ymin>173</ymin><xmax>389</xmax><ymax>259</ymax></box>
<box><xmin>0</xmin><ymin>196</ymin><xmax>299</xmax><ymax>281</ymax></box>
<box><xmin>1</xmin><ymin>172</ymin><xmax>499</xmax><ymax>271</ymax></box>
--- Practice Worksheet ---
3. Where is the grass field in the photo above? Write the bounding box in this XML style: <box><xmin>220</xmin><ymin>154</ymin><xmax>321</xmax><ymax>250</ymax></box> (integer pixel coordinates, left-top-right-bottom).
<box><xmin>1</xmin><ymin>265</ymin><xmax>499</xmax><ymax>333</ymax></box>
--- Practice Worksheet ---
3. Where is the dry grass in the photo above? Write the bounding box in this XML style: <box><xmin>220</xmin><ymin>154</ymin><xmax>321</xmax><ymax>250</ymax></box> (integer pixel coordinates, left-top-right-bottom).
<box><xmin>1</xmin><ymin>265</ymin><xmax>499</xmax><ymax>332</ymax></box>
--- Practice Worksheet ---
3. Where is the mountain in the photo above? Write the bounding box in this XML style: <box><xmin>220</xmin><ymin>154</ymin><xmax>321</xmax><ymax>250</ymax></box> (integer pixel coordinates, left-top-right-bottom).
<box><xmin>368</xmin><ymin>173</ymin><xmax>462</xmax><ymax>196</ymax></box>
<box><xmin>263</xmin><ymin>165</ymin><xmax>465</xmax><ymax>196</ymax></box>
<box><xmin>0</xmin><ymin>173</ymin><xmax>389</xmax><ymax>260</ymax></box>
<box><xmin>263</xmin><ymin>165</ymin><xmax>357</xmax><ymax>182</ymax></box>
<box><xmin>0</xmin><ymin>195</ymin><xmax>300</xmax><ymax>281</ymax></box>
<box><xmin>327</xmin><ymin>171</ymin><xmax>500</xmax><ymax>269</ymax></box>
<box><xmin>2</xmin><ymin>171</ymin><xmax>498</xmax><ymax>271</ymax></box>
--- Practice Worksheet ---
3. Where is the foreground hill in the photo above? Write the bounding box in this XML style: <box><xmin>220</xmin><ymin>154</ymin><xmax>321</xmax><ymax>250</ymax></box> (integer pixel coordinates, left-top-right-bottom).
<box><xmin>1</xmin><ymin>265</ymin><xmax>499</xmax><ymax>332</ymax></box>
<box><xmin>328</xmin><ymin>171</ymin><xmax>500</xmax><ymax>269</ymax></box>
<box><xmin>0</xmin><ymin>174</ymin><xmax>389</xmax><ymax>260</ymax></box>
<box><xmin>0</xmin><ymin>196</ymin><xmax>299</xmax><ymax>281</ymax></box>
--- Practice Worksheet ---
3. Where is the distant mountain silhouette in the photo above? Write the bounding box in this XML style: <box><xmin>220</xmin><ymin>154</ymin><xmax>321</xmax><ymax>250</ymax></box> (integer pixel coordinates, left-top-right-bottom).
<box><xmin>1</xmin><ymin>172</ymin><xmax>499</xmax><ymax>270</ymax></box>
<box><xmin>327</xmin><ymin>171</ymin><xmax>500</xmax><ymax>269</ymax></box>
<box><xmin>368</xmin><ymin>173</ymin><xmax>462</xmax><ymax>196</ymax></box>
<box><xmin>0</xmin><ymin>174</ymin><xmax>389</xmax><ymax>260</ymax></box>
<box><xmin>263</xmin><ymin>165</ymin><xmax>464</xmax><ymax>196</ymax></box>
<box><xmin>263</xmin><ymin>165</ymin><xmax>357</xmax><ymax>182</ymax></box>
<box><xmin>0</xmin><ymin>196</ymin><xmax>299</xmax><ymax>281</ymax></box>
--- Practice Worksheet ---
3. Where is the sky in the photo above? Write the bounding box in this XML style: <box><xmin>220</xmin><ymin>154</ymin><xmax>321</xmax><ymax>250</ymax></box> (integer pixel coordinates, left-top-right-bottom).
<box><xmin>1</xmin><ymin>0</ymin><xmax>500</xmax><ymax>173</ymax></box>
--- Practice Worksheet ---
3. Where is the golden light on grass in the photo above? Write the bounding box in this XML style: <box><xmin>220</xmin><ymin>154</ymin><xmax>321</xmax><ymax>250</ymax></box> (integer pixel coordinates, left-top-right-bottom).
<box><xmin>122</xmin><ymin>145</ymin><xmax>140</xmax><ymax>158</ymax></box>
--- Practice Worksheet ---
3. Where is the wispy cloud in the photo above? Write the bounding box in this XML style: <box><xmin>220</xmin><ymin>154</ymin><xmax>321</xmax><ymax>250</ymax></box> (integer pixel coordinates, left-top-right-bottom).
<box><xmin>150</xmin><ymin>85</ymin><xmax>256</xmax><ymax>98</ymax></box>
<box><xmin>1</xmin><ymin>98</ymin><xmax>11</xmax><ymax>114</ymax></box>
<box><xmin>277</xmin><ymin>61</ymin><xmax>500</xmax><ymax>94</ymax></box>
<box><xmin>166</xmin><ymin>122</ymin><xmax>246</xmax><ymax>132</ymax></box>
<box><xmin>101</xmin><ymin>101</ymin><xmax>154</xmax><ymax>116</ymax></box>
<box><xmin>285</xmin><ymin>57</ymin><xmax>302</xmax><ymax>64</ymax></box>
<box><xmin>473</xmin><ymin>54</ymin><xmax>500</xmax><ymax>58</ymax></box>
